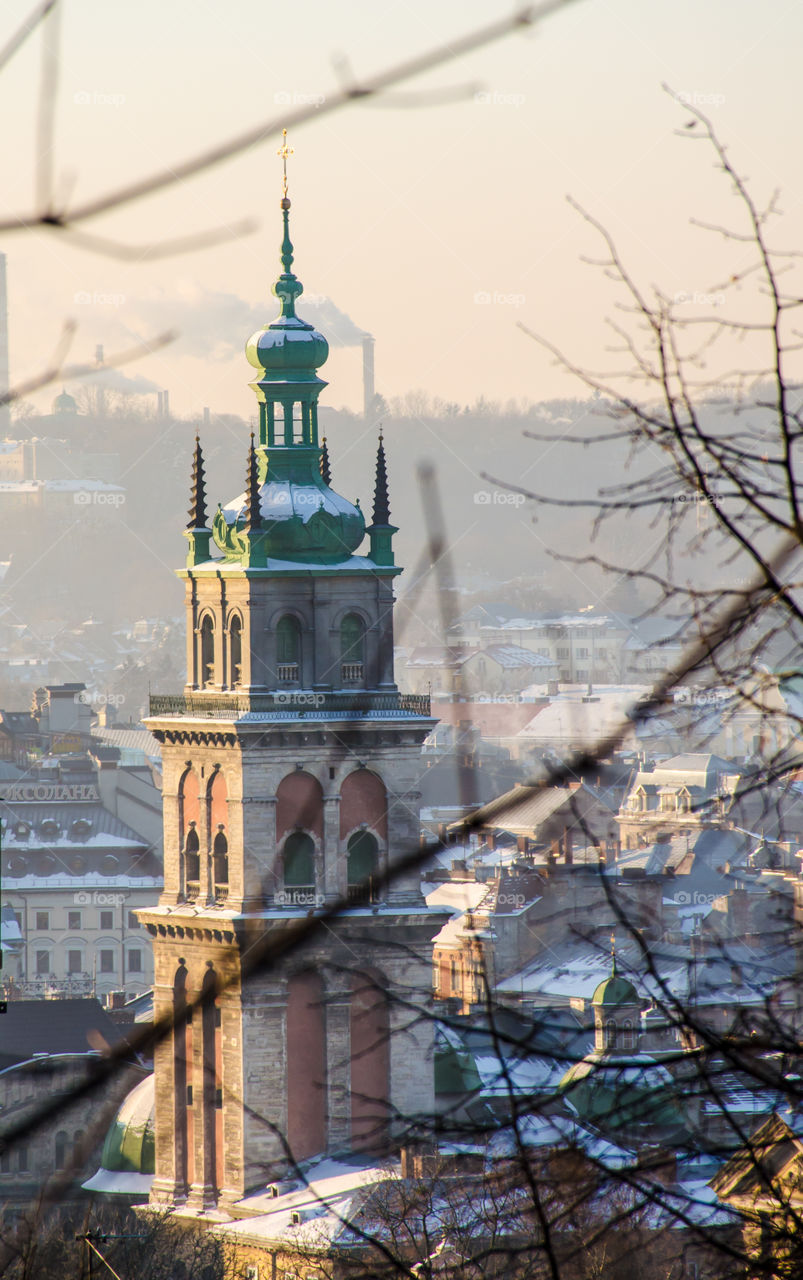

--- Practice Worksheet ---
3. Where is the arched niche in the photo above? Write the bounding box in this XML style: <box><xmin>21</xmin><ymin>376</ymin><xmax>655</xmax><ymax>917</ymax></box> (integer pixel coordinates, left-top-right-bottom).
<box><xmin>199</xmin><ymin>614</ymin><xmax>215</xmax><ymax>688</ymax></box>
<box><xmin>347</xmin><ymin>830</ymin><xmax>379</xmax><ymax>904</ymax></box>
<box><xmin>340</xmin><ymin>769</ymin><xmax>387</xmax><ymax>842</ymax></box>
<box><xmin>228</xmin><ymin>614</ymin><xmax>243</xmax><ymax>687</ymax></box>
<box><xmin>179</xmin><ymin>769</ymin><xmax>201</xmax><ymax>887</ymax></box>
<box><xmin>276</xmin><ymin>614</ymin><xmax>302</xmax><ymax>683</ymax></box>
<box><xmin>340</xmin><ymin>612</ymin><xmax>366</xmax><ymax>685</ymax></box>
<box><xmin>277</xmin><ymin>771</ymin><xmax>323</xmax><ymax>841</ymax></box>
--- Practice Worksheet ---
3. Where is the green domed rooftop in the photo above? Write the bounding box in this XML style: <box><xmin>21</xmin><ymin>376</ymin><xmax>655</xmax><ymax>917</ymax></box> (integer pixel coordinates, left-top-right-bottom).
<box><xmin>212</xmin><ymin>460</ymin><xmax>366</xmax><ymax>564</ymax></box>
<box><xmin>82</xmin><ymin>1072</ymin><xmax>155</xmax><ymax>1198</ymax></box>
<box><xmin>592</xmin><ymin>972</ymin><xmax>639</xmax><ymax>1008</ymax></box>
<box><xmin>559</xmin><ymin>1053</ymin><xmax>683</xmax><ymax>1133</ymax></box>
<box><xmin>52</xmin><ymin>387</ymin><xmax>78</xmax><ymax>415</ymax></box>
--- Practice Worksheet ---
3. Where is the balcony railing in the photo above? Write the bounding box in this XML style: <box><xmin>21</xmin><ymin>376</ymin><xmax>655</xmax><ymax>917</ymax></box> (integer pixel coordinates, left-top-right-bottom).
<box><xmin>347</xmin><ymin>881</ymin><xmax>378</xmax><ymax>906</ymax></box>
<box><xmin>276</xmin><ymin>663</ymin><xmax>299</xmax><ymax>683</ymax></box>
<box><xmin>341</xmin><ymin>662</ymin><xmax>364</xmax><ymax>684</ymax></box>
<box><xmin>149</xmin><ymin>690</ymin><xmax>431</xmax><ymax>719</ymax></box>
<box><xmin>3</xmin><ymin>977</ymin><xmax>94</xmax><ymax>999</ymax></box>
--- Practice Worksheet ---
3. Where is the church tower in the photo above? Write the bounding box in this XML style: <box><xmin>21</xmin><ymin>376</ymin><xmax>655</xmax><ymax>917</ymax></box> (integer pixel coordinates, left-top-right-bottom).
<box><xmin>141</xmin><ymin>136</ymin><xmax>441</xmax><ymax>1213</ymax></box>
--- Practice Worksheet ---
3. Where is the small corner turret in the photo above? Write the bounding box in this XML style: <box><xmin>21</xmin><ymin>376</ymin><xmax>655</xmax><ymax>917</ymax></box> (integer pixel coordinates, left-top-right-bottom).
<box><xmin>367</xmin><ymin>429</ymin><xmax>397</xmax><ymax>567</ymax></box>
<box><xmin>184</xmin><ymin>435</ymin><xmax>213</xmax><ymax>567</ymax></box>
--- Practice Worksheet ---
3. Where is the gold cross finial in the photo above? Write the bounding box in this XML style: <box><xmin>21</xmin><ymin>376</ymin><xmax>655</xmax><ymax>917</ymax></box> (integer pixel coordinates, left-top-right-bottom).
<box><xmin>277</xmin><ymin>129</ymin><xmax>294</xmax><ymax>198</ymax></box>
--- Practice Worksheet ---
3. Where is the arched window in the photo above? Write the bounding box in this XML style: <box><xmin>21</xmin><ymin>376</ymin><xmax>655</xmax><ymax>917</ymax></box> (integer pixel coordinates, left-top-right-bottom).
<box><xmin>621</xmin><ymin>1020</ymin><xmax>634</xmax><ymax>1051</ymax></box>
<box><xmin>341</xmin><ymin>614</ymin><xmax>365</xmax><ymax>684</ymax></box>
<box><xmin>73</xmin><ymin>1129</ymin><xmax>85</xmax><ymax>1164</ymax></box>
<box><xmin>229</xmin><ymin>615</ymin><xmax>242</xmax><ymax>686</ymax></box>
<box><xmin>283</xmin><ymin>831</ymin><xmax>315</xmax><ymax>904</ymax></box>
<box><xmin>200</xmin><ymin>615</ymin><xmax>214</xmax><ymax>688</ymax></box>
<box><xmin>185</xmin><ymin>822</ymin><xmax>200</xmax><ymax>887</ymax></box>
<box><xmin>604</xmin><ymin>1019</ymin><xmax>617</xmax><ymax>1051</ymax></box>
<box><xmin>276</xmin><ymin>615</ymin><xmax>301</xmax><ymax>683</ymax></box>
<box><xmin>347</xmin><ymin>830</ymin><xmax>379</xmax><ymax>904</ymax></box>
<box><xmin>213</xmin><ymin>827</ymin><xmax>229</xmax><ymax>894</ymax></box>
<box><xmin>55</xmin><ymin>1131</ymin><xmax>68</xmax><ymax>1169</ymax></box>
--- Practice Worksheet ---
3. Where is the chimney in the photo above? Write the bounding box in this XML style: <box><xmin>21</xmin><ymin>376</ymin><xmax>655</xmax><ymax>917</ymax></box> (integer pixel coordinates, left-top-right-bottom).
<box><xmin>0</xmin><ymin>254</ymin><xmax>10</xmax><ymax>436</ymax></box>
<box><xmin>157</xmin><ymin>391</ymin><xmax>163</xmax><ymax>417</ymax></box>
<box><xmin>362</xmin><ymin>334</ymin><xmax>375</xmax><ymax>421</ymax></box>
<box><xmin>163</xmin><ymin>389</ymin><xmax>170</xmax><ymax>418</ymax></box>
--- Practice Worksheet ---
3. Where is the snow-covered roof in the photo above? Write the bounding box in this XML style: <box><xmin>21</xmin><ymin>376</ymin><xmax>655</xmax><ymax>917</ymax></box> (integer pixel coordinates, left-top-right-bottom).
<box><xmin>215</xmin><ymin>1157</ymin><xmax>397</xmax><ymax>1250</ymax></box>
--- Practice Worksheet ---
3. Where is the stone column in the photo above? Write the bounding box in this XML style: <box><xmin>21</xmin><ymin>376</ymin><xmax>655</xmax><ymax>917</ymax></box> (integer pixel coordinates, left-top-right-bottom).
<box><xmin>385</xmin><ymin>789</ymin><xmax>423</xmax><ymax>905</ymax></box>
<box><xmin>150</xmin><ymin>980</ymin><xmax>186</xmax><ymax>1206</ymax></box>
<box><xmin>242</xmin><ymin>796</ymin><xmax>277</xmax><ymax>909</ymax></box>
<box><xmin>187</xmin><ymin>963</ymin><xmax>218</xmax><ymax>1212</ymax></box>
<box><xmin>242</xmin><ymin>980</ymin><xmax>290</xmax><ymax>1184</ymax></box>
<box><xmin>322</xmin><ymin>795</ymin><xmax>341</xmax><ymax>901</ymax></box>
<box><xmin>324</xmin><ymin>989</ymin><xmax>351</xmax><ymax>1151</ymax></box>
<box><xmin>312</xmin><ymin>590</ymin><xmax>332</xmax><ymax>689</ymax></box>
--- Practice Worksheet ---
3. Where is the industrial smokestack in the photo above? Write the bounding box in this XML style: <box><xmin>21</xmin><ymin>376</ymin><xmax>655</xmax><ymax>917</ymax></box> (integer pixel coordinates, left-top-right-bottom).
<box><xmin>0</xmin><ymin>255</ymin><xmax>10</xmax><ymax>435</ymax></box>
<box><xmin>163</xmin><ymin>389</ymin><xmax>170</xmax><ymax>419</ymax></box>
<box><xmin>362</xmin><ymin>334</ymin><xmax>375</xmax><ymax>421</ymax></box>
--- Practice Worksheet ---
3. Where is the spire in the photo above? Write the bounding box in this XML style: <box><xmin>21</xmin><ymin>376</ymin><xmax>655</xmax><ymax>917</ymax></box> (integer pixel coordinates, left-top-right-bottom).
<box><xmin>244</xmin><ymin>433</ymin><xmax>262</xmax><ymax>531</ymax></box>
<box><xmin>367</xmin><ymin>429</ymin><xmax>397</xmax><ymax>568</ymax></box>
<box><xmin>372</xmin><ymin>429</ymin><xmax>391</xmax><ymax>526</ymax></box>
<box><xmin>320</xmin><ymin>435</ymin><xmax>331</xmax><ymax>486</ymax></box>
<box><xmin>610</xmin><ymin>929</ymin><xmax>617</xmax><ymax>977</ymax></box>
<box><xmin>183</xmin><ymin>435</ymin><xmax>213</xmax><ymax>567</ymax></box>
<box><xmin>273</xmin><ymin>130</ymin><xmax>303</xmax><ymax>321</ymax></box>
<box><xmin>187</xmin><ymin>435</ymin><xmax>207</xmax><ymax>530</ymax></box>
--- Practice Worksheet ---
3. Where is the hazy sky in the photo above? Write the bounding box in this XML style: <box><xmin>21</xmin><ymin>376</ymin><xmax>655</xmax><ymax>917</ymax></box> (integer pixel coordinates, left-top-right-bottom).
<box><xmin>2</xmin><ymin>0</ymin><xmax>802</xmax><ymax>419</ymax></box>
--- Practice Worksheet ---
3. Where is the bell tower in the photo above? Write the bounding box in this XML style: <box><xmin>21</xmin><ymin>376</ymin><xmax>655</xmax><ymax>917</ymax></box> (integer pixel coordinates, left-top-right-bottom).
<box><xmin>141</xmin><ymin>134</ymin><xmax>442</xmax><ymax>1214</ymax></box>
